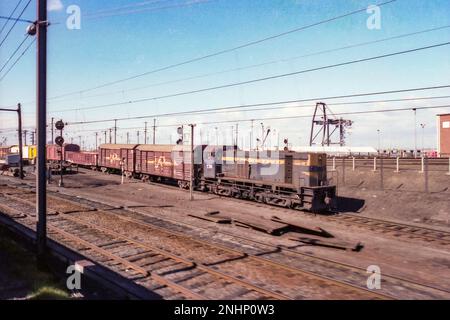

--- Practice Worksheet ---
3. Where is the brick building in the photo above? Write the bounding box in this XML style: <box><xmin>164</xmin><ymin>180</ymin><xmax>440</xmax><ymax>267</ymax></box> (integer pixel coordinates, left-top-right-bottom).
<box><xmin>437</xmin><ymin>114</ymin><xmax>450</xmax><ymax>157</ymax></box>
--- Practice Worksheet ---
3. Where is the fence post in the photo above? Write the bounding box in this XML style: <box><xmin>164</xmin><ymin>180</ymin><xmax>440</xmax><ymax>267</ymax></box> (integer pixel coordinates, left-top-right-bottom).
<box><xmin>380</xmin><ymin>156</ymin><xmax>384</xmax><ymax>190</ymax></box>
<box><xmin>342</xmin><ymin>158</ymin><xmax>345</xmax><ymax>186</ymax></box>
<box><xmin>447</xmin><ymin>157</ymin><xmax>450</xmax><ymax>176</ymax></box>
<box><xmin>373</xmin><ymin>157</ymin><xmax>377</xmax><ymax>172</ymax></box>
<box><xmin>419</xmin><ymin>156</ymin><xmax>424</xmax><ymax>173</ymax></box>
<box><xmin>352</xmin><ymin>157</ymin><xmax>356</xmax><ymax>171</ymax></box>
<box><xmin>424</xmin><ymin>156</ymin><xmax>429</xmax><ymax>193</ymax></box>
<box><xmin>395</xmin><ymin>157</ymin><xmax>400</xmax><ymax>173</ymax></box>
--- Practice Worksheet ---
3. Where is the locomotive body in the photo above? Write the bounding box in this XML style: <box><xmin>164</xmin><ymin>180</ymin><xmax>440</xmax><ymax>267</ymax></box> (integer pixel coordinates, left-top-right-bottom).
<box><xmin>202</xmin><ymin>148</ymin><xmax>336</xmax><ymax>212</ymax></box>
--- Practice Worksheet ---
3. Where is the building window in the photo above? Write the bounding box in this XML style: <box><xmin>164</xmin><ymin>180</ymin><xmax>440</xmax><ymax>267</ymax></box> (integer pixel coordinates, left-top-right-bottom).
<box><xmin>443</xmin><ymin>121</ymin><xmax>450</xmax><ymax>129</ymax></box>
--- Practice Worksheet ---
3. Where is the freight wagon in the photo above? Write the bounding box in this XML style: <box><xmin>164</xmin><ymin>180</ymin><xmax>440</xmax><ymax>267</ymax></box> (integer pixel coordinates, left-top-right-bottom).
<box><xmin>98</xmin><ymin>144</ymin><xmax>138</xmax><ymax>176</ymax></box>
<box><xmin>66</xmin><ymin>151</ymin><xmax>98</xmax><ymax>169</ymax></box>
<box><xmin>47</xmin><ymin>144</ymin><xmax>81</xmax><ymax>163</ymax></box>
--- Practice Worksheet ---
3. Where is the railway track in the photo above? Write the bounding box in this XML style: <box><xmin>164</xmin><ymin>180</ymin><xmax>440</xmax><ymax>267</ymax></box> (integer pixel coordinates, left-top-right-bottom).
<box><xmin>108</xmin><ymin>174</ymin><xmax>450</xmax><ymax>247</ymax></box>
<box><xmin>0</xmin><ymin>185</ymin><xmax>393</xmax><ymax>300</ymax></box>
<box><xmin>327</xmin><ymin>213</ymin><xmax>450</xmax><ymax>246</ymax></box>
<box><xmin>2</xmin><ymin>182</ymin><xmax>450</xmax><ymax>299</ymax></box>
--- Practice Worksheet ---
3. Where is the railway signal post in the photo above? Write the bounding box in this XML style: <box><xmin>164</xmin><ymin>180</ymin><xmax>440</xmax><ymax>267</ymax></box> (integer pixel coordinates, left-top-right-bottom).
<box><xmin>55</xmin><ymin>120</ymin><xmax>65</xmax><ymax>187</ymax></box>
<box><xmin>189</xmin><ymin>124</ymin><xmax>196</xmax><ymax>201</ymax></box>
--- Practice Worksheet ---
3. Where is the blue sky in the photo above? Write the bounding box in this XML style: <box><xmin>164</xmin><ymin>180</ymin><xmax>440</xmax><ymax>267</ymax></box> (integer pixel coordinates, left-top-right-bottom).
<box><xmin>1</xmin><ymin>0</ymin><xmax>450</xmax><ymax>150</ymax></box>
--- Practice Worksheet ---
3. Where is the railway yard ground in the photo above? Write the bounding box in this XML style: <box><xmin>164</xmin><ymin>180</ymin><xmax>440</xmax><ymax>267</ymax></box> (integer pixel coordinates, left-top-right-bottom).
<box><xmin>0</xmin><ymin>165</ymin><xmax>449</xmax><ymax>300</ymax></box>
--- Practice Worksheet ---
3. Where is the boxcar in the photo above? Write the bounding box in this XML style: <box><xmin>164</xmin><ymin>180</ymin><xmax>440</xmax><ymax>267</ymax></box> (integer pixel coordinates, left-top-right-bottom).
<box><xmin>66</xmin><ymin>151</ymin><xmax>98</xmax><ymax>168</ymax></box>
<box><xmin>47</xmin><ymin>144</ymin><xmax>80</xmax><ymax>162</ymax></box>
<box><xmin>135</xmin><ymin>144</ymin><xmax>206</xmax><ymax>187</ymax></box>
<box><xmin>135</xmin><ymin>145</ymin><xmax>174</xmax><ymax>181</ymax></box>
<box><xmin>98</xmin><ymin>144</ymin><xmax>138</xmax><ymax>175</ymax></box>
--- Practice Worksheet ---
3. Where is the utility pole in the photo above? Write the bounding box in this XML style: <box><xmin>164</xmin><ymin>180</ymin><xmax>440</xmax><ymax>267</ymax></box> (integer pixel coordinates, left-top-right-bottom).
<box><xmin>127</xmin><ymin>132</ymin><xmax>130</xmax><ymax>144</ymax></box>
<box><xmin>215</xmin><ymin>127</ymin><xmax>218</xmax><ymax>145</ymax></box>
<box><xmin>235</xmin><ymin>123</ymin><xmax>239</xmax><ymax>147</ymax></box>
<box><xmin>420</xmin><ymin>123</ymin><xmax>426</xmax><ymax>153</ymax></box>
<box><xmin>137</xmin><ymin>131</ymin><xmax>140</xmax><ymax>144</ymax></box>
<box><xmin>114</xmin><ymin>119</ymin><xmax>117</xmax><ymax>144</ymax></box>
<box><xmin>103</xmin><ymin>131</ymin><xmax>107</xmax><ymax>144</ymax></box>
<box><xmin>377</xmin><ymin>129</ymin><xmax>381</xmax><ymax>154</ymax></box>
<box><xmin>250</xmin><ymin>120</ymin><xmax>254</xmax><ymax>150</ymax></box>
<box><xmin>51</xmin><ymin>117</ymin><xmax>54</xmax><ymax>144</ymax></box>
<box><xmin>17</xmin><ymin>104</ymin><xmax>24</xmax><ymax>179</ymax></box>
<box><xmin>109</xmin><ymin>128</ymin><xmax>112</xmax><ymax>144</ymax></box>
<box><xmin>413</xmin><ymin>108</ymin><xmax>417</xmax><ymax>158</ymax></box>
<box><xmin>95</xmin><ymin>132</ymin><xmax>98</xmax><ymax>150</ymax></box>
<box><xmin>23</xmin><ymin>130</ymin><xmax>28</xmax><ymax>146</ymax></box>
<box><xmin>35</xmin><ymin>0</ymin><xmax>48</xmax><ymax>259</ymax></box>
<box><xmin>189</xmin><ymin>124</ymin><xmax>196</xmax><ymax>201</ymax></box>
<box><xmin>153</xmin><ymin>119</ymin><xmax>156</xmax><ymax>145</ymax></box>
<box><xmin>31</xmin><ymin>131</ymin><xmax>35</xmax><ymax>145</ymax></box>
<box><xmin>144</xmin><ymin>122</ymin><xmax>148</xmax><ymax>144</ymax></box>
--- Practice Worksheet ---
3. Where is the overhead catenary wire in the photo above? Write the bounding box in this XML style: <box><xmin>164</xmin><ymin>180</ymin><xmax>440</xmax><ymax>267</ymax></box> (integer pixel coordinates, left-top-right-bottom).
<box><xmin>0</xmin><ymin>35</ymin><xmax>30</xmax><ymax>74</ymax></box>
<box><xmin>47</xmin><ymin>0</ymin><xmax>398</xmax><ymax>100</ymax></box>
<box><xmin>0</xmin><ymin>37</ymin><xmax>36</xmax><ymax>82</ymax></box>
<box><xmin>0</xmin><ymin>15</ymin><xmax>34</xmax><ymax>25</ymax></box>
<box><xmin>46</xmin><ymin>24</ymin><xmax>450</xmax><ymax>105</ymax></box>
<box><xmin>63</xmin><ymin>104</ymin><xmax>450</xmax><ymax>135</ymax></box>
<box><xmin>0</xmin><ymin>0</ymin><xmax>24</xmax><ymax>34</ymax></box>
<box><xmin>65</xmin><ymin>84</ymin><xmax>450</xmax><ymax>125</ymax></box>
<box><xmin>53</xmin><ymin>41</ymin><xmax>450</xmax><ymax>114</ymax></box>
<box><xmin>0</xmin><ymin>0</ymin><xmax>32</xmax><ymax>49</ymax></box>
<box><xmin>82</xmin><ymin>0</ymin><xmax>213</xmax><ymax>21</ymax></box>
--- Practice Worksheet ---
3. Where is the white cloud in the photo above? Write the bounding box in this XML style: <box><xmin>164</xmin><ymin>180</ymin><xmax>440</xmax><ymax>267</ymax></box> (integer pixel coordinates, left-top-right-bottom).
<box><xmin>48</xmin><ymin>0</ymin><xmax>64</xmax><ymax>11</ymax></box>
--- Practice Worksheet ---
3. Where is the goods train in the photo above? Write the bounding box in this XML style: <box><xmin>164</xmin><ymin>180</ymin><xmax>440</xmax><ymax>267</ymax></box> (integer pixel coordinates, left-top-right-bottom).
<box><xmin>1</xmin><ymin>143</ymin><xmax>337</xmax><ymax>212</ymax></box>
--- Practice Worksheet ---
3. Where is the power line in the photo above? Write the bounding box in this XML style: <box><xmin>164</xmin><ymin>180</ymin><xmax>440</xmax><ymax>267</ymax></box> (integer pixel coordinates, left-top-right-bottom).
<box><xmin>82</xmin><ymin>0</ymin><xmax>212</xmax><ymax>21</ymax></box>
<box><xmin>0</xmin><ymin>0</ymin><xmax>24</xmax><ymax>34</ymax></box>
<box><xmin>64</xmin><ymin>104</ymin><xmax>450</xmax><ymax>134</ymax></box>
<box><xmin>0</xmin><ymin>37</ymin><xmax>36</xmax><ymax>82</ymax></box>
<box><xmin>84</xmin><ymin>0</ymin><xmax>176</xmax><ymax>15</ymax></box>
<box><xmin>196</xmin><ymin>104</ymin><xmax>450</xmax><ymax>127</ymax></box>
<box><xmin>48</xmin><ymin>0</ymin><xmax>398</xmax><ymax>99</ymax></box>
<box><xmin>54</xmin><ymin>41</ymin><xmax>450</xmax><ymax>114</ymax></box>
<box><xmin>46</xmin><ymin>24</ymin><xmax>450</xmax><ymax>105</ymax></box>
<box><xmin>0</xmin><ymin>15</ymin><xmax>34</xmax><ymax>24</ymax></box>
<box><xmin>66</xmin><ymin>84</ymin><xmax>450</xmax><ymax>125</ymax></box>
<box><xmin>153</xmin><ymin>95</ymin><xmax>450</xmax><ymax>117</ymax></box>
<box><xmin>0</xmin><ymin>0</ymin><xmax>32</xmax><ymax>49</ymax></box>
<box><xmin>0</xmin><ymin>35</ymin><xmax>30</xmax><ymax>74</ymax></box>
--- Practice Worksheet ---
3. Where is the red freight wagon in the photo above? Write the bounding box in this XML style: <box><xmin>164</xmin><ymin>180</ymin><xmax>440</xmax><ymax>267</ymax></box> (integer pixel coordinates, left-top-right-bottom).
<box><xmin>66</xmin><ymin>151</ymin><xmax>98</xmax><ymax>167</ymax></box>
<box><xmin>172</xmin><ymin>145</ymin><xmax>207</xmax><ymax>187</ymax></box>
<box><xmin>47</xmin><ymin>144</ymin><xmax>80</xmax><ymax>162</ymax></box>
<box><xmin>135</xmin><ymin>145</ymin><xmax>174</xmax><ymax>179</ymax></box>
<box><xmin>99</xmin><ymin>144</ymin><xmax>137</xmax><ymax>174</ymax></box>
